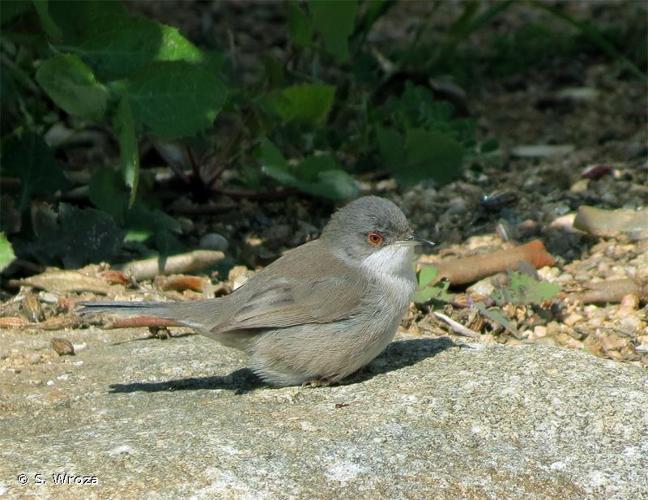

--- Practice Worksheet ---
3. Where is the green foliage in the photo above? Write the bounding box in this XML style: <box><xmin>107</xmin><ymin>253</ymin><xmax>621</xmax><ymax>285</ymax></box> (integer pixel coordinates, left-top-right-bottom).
<box><xmin>264</xmin><ymin>84</ymin><xmax>336</xmax><ymax>126</ymax></box>
<box><xmin>118</xmin><ymin>61</ymin><xmax>227</xmax><ymax>139</ymax></box>
<box><xmin>288</xmin><ymin>2</ymin><xmax>314</xmax><ymax>49</ymax></box>
<box><xmin>474</xmin><ymin>302</ymin><xmax>518</xmax><ymax>336</ymax></box>
<box><xmin>373</xmin><ymin>83</ymin><xmax>472</xmax><ymax>185</ymax></box>
<box><xmin>65</xmin><ymin>13</ymin><xmax>204</xmax><ymax>81</ymax></box>
<box><xmin>2</xmin><ymin>133</ymin><xmax>69</xmax><ymax>209</ymax></box>
<box><xmin>0</xmin><ymin>233</ymin><xmax>16</xmax><ymax>272</ymax></box>
<box><xmin>2</xmin><ymin>0</ymin><xmax>635</xmax><ymax>271</ymax></box>
<box><xmin>414</xmin><ymin>266</ymin><xmax>454</xmax><ymax>304</ymax></box>
<box><xmin>15</xmin><ymin>204</ymin><xmax>124</xmax><ymax>268</ymax></box>
<box><xmin>492</xmin><ymin>271</ymin><xmax>561</xmax><ymax>306</ymax></box>
<box><xmin>309</xmin><ymin>0</ymin><xmax>358</xmax><ymax>62</ymax></box>
<box><xmin>5</xmin><ymin>0</ymin><xmax>227</xmax><ymax>222</ymax></box>
<box><xmin>260</xmin><ymin>139</ymin><xmax>358</xmax><ymax>201</ymax></box>
<box><xmin>32</xmin><ymin>0</ymin><xmax>62</xmax><ymax>40</ymax></box>
<box><xmin>35</xmin><ymin>54</ymin><xmax>108</xmax><ymax>120</ymax></box>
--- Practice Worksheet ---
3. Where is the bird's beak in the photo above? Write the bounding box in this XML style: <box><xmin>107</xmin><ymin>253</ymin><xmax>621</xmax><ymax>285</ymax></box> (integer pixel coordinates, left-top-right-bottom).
<box><xmin>396</xmin><ymin>235</ymin><xmax>436</xmax><ymax>248</ymax></box>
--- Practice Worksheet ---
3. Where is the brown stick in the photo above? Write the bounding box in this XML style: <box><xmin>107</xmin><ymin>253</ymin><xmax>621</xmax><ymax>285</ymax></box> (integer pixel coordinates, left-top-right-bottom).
<box><xmin>0</xmin><ymin>317</ymin><xmax>29</xmax><ymax>328</ymax></box>
<box><xmin>103</xmin><ymin>316</ymin><xmax>180</xmax><ymax>329</ymax></box>
<box><xmin>121</xmin><ymin>250</ymin><xmax>225</xmax><ymax>281</ymax></box>
<box><xmin>431</xmin><ymin>240</ymin><xmax>556</xmax><ymax>286</ymax></box>
<box><xmin>573</xmin><ymin>206</ymin><xmax>648</xmax><ymax>240</ymax></box>
<box><xmin>155</xmin><ymin>274</ymin><xmax>206</xmax><ymax>292</ymax></box>
<box><xmin>572</xmin><ymin>279</ymin><xmax>648</xmax><ymax>304</ymax></box>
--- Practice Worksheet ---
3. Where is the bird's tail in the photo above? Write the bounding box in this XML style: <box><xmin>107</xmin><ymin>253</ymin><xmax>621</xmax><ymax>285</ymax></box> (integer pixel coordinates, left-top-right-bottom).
<box><xmin>77</xmin><ymin>299</ymin><xmax>219</xmax><ymax>332</ymax></box>
<box><xmin>78</xmin><ymin>301</ymin><xmax>201</xmax><ymax>329</ymax></box>
<box><xmin>77</xmin><ymin>300</ymin><xmax>176</xmax><ymax>318</ymax></box>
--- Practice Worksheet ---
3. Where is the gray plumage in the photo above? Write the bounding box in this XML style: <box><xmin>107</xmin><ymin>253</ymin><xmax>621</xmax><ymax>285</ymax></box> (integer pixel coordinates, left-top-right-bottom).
<box><xmin>80</xmin><ymin>196</ymin><xmax>420</xmax><ymax>386</ymax></box>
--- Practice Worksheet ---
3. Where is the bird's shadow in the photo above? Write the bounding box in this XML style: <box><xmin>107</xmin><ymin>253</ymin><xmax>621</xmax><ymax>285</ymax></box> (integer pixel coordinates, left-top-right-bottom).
<box><xmin>109</xmin><ymin>337</ymin><xmax>457</xmax><ymax>395</ymax></box>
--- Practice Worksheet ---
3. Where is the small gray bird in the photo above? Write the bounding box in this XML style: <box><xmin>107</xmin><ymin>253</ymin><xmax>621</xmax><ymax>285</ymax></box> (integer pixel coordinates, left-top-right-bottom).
<box><xmin>80</xmin><ymin>196</ymin><xmax>429</xmax><ymax>387</ymax></box>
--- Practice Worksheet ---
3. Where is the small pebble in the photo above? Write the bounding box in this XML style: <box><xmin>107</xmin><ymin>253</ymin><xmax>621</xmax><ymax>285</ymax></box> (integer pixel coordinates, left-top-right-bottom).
<box><xmin>51</xmin><ymin>338</ymin><xmax>75</xmax><ymax>356</ymax></box>
<box><xmin>564</xmin><ymin>313</ymin><xmax>584</xmax><ymax>327</ymax></box>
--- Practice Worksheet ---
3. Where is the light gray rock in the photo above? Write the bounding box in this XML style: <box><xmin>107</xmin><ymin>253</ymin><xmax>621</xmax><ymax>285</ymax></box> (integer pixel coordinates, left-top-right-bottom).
<box><xmin>0</xmin><ymin>328</ymin><xmax>646</xmax><ymax>499</ymax></box>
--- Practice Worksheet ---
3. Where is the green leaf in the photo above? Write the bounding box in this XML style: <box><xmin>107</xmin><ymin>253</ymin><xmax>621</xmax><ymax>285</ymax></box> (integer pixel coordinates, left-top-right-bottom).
<box><xmin>36</xmin><ymin>54</ymin><xmax>108</xmax><ymax>120</ymax></box>
<box><xmin>402</xmin><ymin>128</ymin><xmax>464</xmax><ymax>185</ymax></box>
<box><xmin>113</xmin><ymin>98</ymin><xmax>139</xmax><ymax>206</ymax></box>
<box><xmin>121</xmin><ymin>61</ymin><xmax>227</xmax><ymax>139</ymax></box>
<box><xmin>302</xmin><ymin>167</ymin><xmax>358</xmax><ymax>200</ymax></box>
<box><xmin>298</xmin><ymin>154</ymin><xmax>339</xmax><ymax>181</ymax></box>
<box><xmin>2</xmin><ymin>133</ymin><xmax>68</xmax><ymax>209</ymax></box>
<box><xmin>265</xmin><ymin>84</ymin><xmax>335</xmax><ymax>126</ymax></box>
<box><xmin>259</xmin><ymin>141</ymin><xmax>357</xmax><ymax>200</ymax></box>
<box><xmin>414</xmin><ymin>266</ymin><xmax>454</xmax><ymax>304</ymax></box>
<box><xmin>474</xmin><ymin>302</ymin><xmax>518</xmax><ymax>335</ymax></box>
<box><xmin>16</xmin><ymin>203</ymin><xmax>124</xmax><ymax>268</ymax></box>
<box><xmin>376</xmin><ymin>126</ymin><xmax>464</xmax><ymax>186</ymax></box>
<box><xmin>492</xmin><ymin>271</ymin><xmax>561</xmax><ymax>306</ymax></box>
<box><xmin>288</xmin><ymin>2</ymin><xmax>314</xmax><ymax>48</ymax></box>
<box><xmin>258</xmin><ymin>139</ymin><xmax>294</xmax><ymax>184</ymax></box>
<box><xmin>68</xmin><ymin>14</ymin><xmax>204</xmax><ymax>81</ymax></box>
<box><xmin>480</xmin><ymin>138</ymin><xmax>499</xmax><ymax>154</ymax></box>
<box><xmin>88</xmin><ymin>168</ymin><xmax>129</xmax><ymax>222</ymax></box>
<box><xmin>126</xmin><ymin>203</ymin><xmax>181</xmax><ymax>235</ymax></box>
<box><xmin>376</xmin><ymin>126</ymin><xmax>405</xmax><ymax>167</ymax></box>
<box><xmin>0</xmin><ymin>233</ymin><xmax>16</xmax><ymax>272</ymax></box>
<box><xmin>32</xmin><ymin>0</ymin><xmax>62</xmax><ymax>40</ymax></box>
<box><xmin>309</xmin><ymin>0</ymin><xmax>358</xmax><ymax>62</ymax></box>
<box><xmin>49</xmin><ymin>0</ymin><xmax>127</xmax><ymax>44</ymax></box>
<box><xmin>418</xmin><ymin>266</ymin><xmax>439</xmax><ymax>287</ymax></box>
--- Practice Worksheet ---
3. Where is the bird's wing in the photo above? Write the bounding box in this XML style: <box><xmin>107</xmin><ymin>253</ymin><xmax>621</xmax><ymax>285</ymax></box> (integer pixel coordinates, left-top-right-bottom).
<box><xmin>212</xmin><ymin>241</ymin><xmax>368</xmax><ymax>333</ymax></box>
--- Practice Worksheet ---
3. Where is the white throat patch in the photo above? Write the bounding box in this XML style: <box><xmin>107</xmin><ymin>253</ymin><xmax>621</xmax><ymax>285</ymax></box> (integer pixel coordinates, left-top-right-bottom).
<box><xmin>360</xmin><ymin>244</ymin><xmax>417</xmax><ymax>298</ymax></box>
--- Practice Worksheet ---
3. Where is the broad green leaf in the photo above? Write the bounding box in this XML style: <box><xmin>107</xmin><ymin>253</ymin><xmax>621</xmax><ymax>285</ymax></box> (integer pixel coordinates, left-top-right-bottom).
<box><xmin>259</xmin><ymin>138</ymin><xmax>289</xmax><ymax>169</ymax></box>
<box><xmin>2</xmin><ymin>133</ymin><xmax>68</xmax><ymax>209</ymax></box>
<box><xmin>288</xmin><ymin>2</ymin><xmax>313</xmax><ymax>48</ymax></box>
<box><xmin>401</xmin><ymin>128</ymin><xmax>464</xmax><ymax>185</ymax></box>
<box><xmin>259</xmin><ymin>139</ymin><xmax>294</xmax><ymax>185</ymax></box>
<box><xmin>32</xmin><ymin>0</ymin><xmax>62</xmax><ymax>39</ymax></box>
<box><xmin>126</xmin><ymin>203</ymin><xmax>181</xmax><ymax>234</ymax></box>
<box><xmin>88</xmin><ymin>168</ymin><xmax>129</xmax><ymax>222</ymax></box>
<box><xmin>376</xmin><ymin>126</ymin><xmax>405</xmax><ymax>168</ymax></box>
<box><xmin>266</xmin><ymin>84</ymin><xmax>335</xmax><ymax>126</ymax></box>
<box><xmin>69</xmin><ymin>14</ymin><xmax>204</xmax><ymax>81</ymax></box>
<box><xmin>298</xmin><ymin>154</ymin><xmax>339</xmax><ymax>181</ymax></box>
<box><xmin>49</xmin><ymin>1</ymin><xmax>127</xmax><ymax>44</ymax></box>
<box><xmin>0</xmin><ymin>233</ymin><xmax>16</xmax><ymax>272</ymax></box>
<box><xmin>305</xmin><ymin>168</ymin><xmax>358</xmax><ymax>200</ymax></box>
<box><xmin>259</xmin><ymin>141</ymin><xmax>357</xmax><ymax>200</ymax></box>
<box><xmin>36</xmin><ymin>54</ymin><xmax>108</xmax><ymax>120</ymax></box>
<box><xmin>121</xmin><ymin>61</ymin><xmax>227</xmax><ymax>139</ymax></box>
<box><xmin>16</xmin><ymin>203</ymin><xmax>124</xmax><ymax>268</ymax></box>
<box><xmin>113</xmin><ymin>98</ymin><xmax>139</xmax><ymax>206</ymax></box>
<box><xmin>309</xmin><ymin>0</ymin><xmax>358</xmax><ymax>62</ymax></box>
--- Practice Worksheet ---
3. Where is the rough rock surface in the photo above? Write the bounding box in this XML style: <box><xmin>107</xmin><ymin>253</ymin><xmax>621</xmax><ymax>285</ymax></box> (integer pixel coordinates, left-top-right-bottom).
<box><xmin>1</xmin><ymin>328</ymin><xmax>647</xmax><ymax>499</ymax></box>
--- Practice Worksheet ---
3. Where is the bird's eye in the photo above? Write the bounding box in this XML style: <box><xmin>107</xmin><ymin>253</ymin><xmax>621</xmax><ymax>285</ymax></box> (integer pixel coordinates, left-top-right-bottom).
<box><xmin>367</xmin><ymin>231</ymin><xmax>384</xmax><ymax>247</ymax></box>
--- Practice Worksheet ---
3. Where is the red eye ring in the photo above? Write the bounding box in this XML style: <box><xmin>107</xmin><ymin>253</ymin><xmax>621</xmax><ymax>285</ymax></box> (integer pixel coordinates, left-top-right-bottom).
<box><xmin>367</xmin><ymin>231</ymin><xmax>384</xmax><ymax>247</ymax></box>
